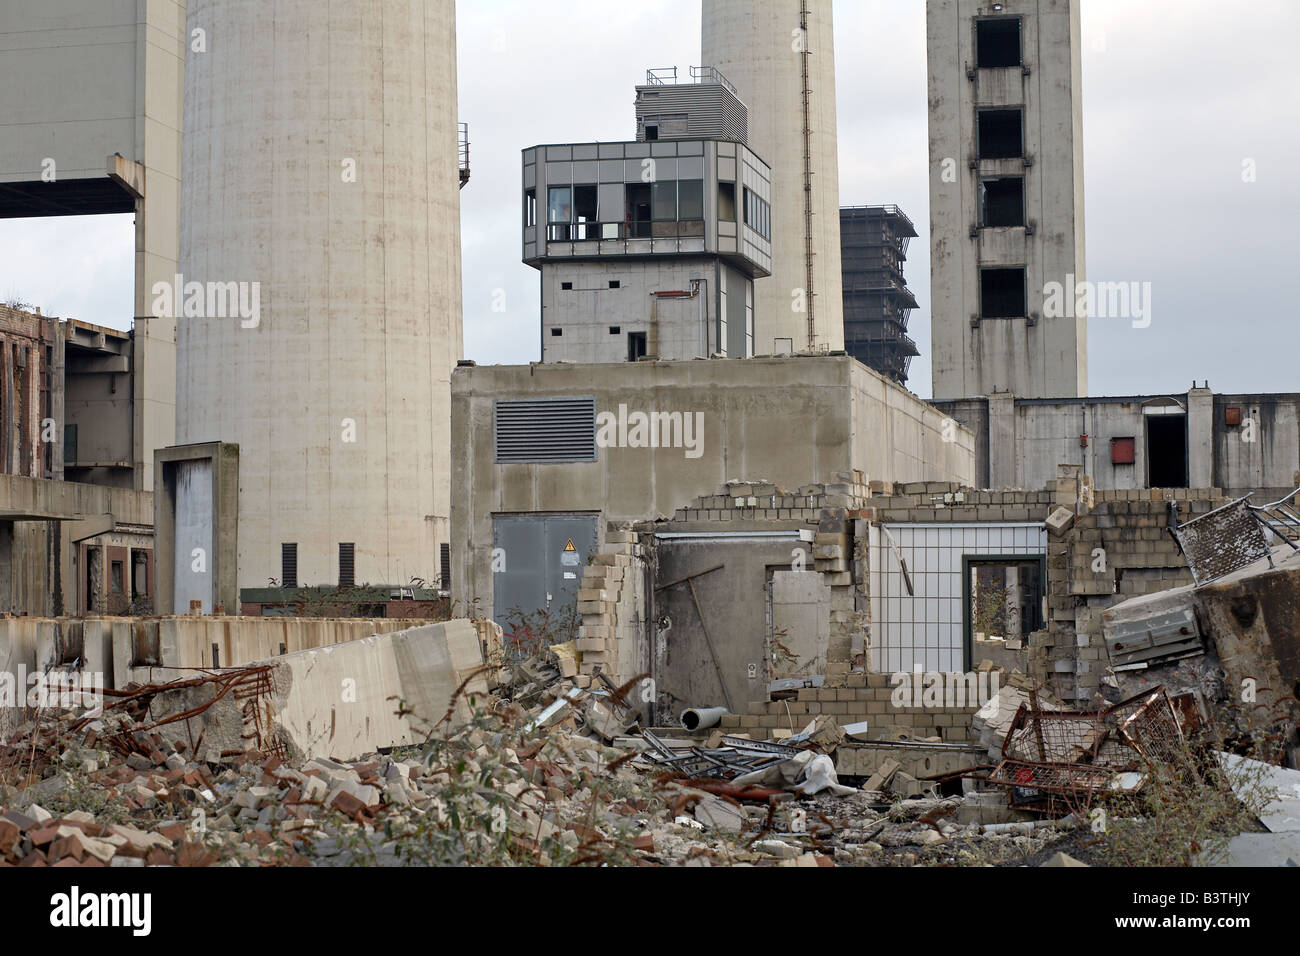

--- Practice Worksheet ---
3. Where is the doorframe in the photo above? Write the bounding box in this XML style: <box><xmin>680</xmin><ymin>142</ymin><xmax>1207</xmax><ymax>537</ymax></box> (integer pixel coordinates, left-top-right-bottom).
<box><xmin>961</xmin><ymin>553</ymin><xmax>1047</xmax><ymax>672</ymax></box>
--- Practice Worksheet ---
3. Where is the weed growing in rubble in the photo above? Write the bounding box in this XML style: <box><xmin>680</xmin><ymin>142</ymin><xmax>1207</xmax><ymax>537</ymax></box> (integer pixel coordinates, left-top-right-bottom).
<box><xmin>1094</xmin><ymin>732</ymin><xmax>1279</xmax><ymax>867</ymax></box>
<box><xmin>42</xmin><ymin>773</ymin><xmax>132</xmax><ymax>826</ymax></box>
<box><xmin>322</xmin><ymin>651</ymin><xmax>658</xmax><ymax>866</ymax></box>
<box><xmin>501</xmin><ymin>603</ymin><xmax>580</xmax><ymax>658</ymax></box>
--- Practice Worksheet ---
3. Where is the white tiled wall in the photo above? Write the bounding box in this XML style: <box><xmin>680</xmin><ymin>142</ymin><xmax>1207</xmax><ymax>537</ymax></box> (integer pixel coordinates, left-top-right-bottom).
<box><xmin>869</xmin><ymin>524</ymin><xmax>1046</xmax><ymax>673</ymax></box>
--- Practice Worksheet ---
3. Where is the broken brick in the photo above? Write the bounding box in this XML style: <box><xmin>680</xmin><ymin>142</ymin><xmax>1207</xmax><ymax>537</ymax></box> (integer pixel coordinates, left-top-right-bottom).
<box><xmin>329</xmin><ymin>790</ymin><xmax>366</xmax><ymax>817</ymax></box>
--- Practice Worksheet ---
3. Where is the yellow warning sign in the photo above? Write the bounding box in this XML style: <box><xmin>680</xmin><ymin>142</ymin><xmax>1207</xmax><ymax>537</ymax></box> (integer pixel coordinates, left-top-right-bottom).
<box><xmin>563</xmin><ymin>539</ymin><xmax>577</xmax><ymax>553</ymax></box>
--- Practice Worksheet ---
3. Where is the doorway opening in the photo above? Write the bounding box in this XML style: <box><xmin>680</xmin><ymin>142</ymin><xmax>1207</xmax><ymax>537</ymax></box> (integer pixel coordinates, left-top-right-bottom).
<box><xmin>1146</xmin><ymin>414</ymin><xmax>1187</xmax><ymax>488</ymax></box>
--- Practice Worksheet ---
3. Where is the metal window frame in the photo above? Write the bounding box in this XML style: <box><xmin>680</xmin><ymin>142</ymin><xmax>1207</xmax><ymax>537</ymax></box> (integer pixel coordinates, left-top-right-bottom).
<box><xmin>961</xmin><ymin>553</ymin><xmax>1046</xmax><ymax>672</ymax></box>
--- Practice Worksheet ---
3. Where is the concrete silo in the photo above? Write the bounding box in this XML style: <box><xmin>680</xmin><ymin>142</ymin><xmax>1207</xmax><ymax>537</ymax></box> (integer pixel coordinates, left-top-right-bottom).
<box><xmin>702</xmin><ymin>0</ymin><xmax>843</xmax><ymax>354</ymax></box>
<box><xmin>177</xmin><ymin>0</ymin><xmax>462</xmax><ymax>596</ymax></box>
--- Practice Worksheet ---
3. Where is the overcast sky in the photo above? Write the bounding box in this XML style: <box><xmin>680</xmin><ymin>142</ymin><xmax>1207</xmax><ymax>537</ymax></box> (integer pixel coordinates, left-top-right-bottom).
<box><xmin>3</xmin><ymin>0</ymin><xmax>1297</xmax><ymax>399</ymax></box>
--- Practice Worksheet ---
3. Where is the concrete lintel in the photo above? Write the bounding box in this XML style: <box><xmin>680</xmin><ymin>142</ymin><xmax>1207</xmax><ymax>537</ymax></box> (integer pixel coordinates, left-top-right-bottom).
<box><xmin>69</xmin><ymin>513</ymin><xmax>116</xmax><ymax>543</ymax></box>
<box><xmin>107</xmin><ymin>154</ymin><xmax>145</xmax><ymax>199</ymax></box>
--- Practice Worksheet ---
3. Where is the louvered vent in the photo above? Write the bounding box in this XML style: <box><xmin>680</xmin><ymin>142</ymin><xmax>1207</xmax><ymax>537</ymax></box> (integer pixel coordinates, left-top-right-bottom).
<box><xmin>281</xmin><ymin>543</ymin><xmax>298</xmax><ymax>589</ymax></box>
<box><xmin>338</xmin><ymin>542</ymin><xmax>355</xmax><ymax>588</ymax></box>
<box><xmin>494</xmin><ymin>398</ymin><xmax>597</xmax><ymax>463</ymax></box>
<box><xmin>439</xmin><ymin>543</ymin><xmax>451</xmax><ymax>590</ymax></box>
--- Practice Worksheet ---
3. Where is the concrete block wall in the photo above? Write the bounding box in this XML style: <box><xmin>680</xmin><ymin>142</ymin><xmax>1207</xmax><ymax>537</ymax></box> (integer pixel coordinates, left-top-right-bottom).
<box><xmin>662</xmin><ymin>477</ymin><xmax>874</xmax><ymax>682</ymax></box>
<box><xmin>1041</xmin><ymin>486</ymin><xmax>1229</xmax><ymax>703</ymax></box>
<box><xmin>868</xmin><ymin>481</ymin><xmax>1057</xmax><ymax>523</ymax></box>
<box><xmin>575</xmin><ymin>524</ymin><xmax>648</xmax><ymax>683</ymax></box>
<box><xmin>859</xmin><ymin>473</ymin><xmax>1231</xmax><ymax>704</ymax></box>
<box><xmin>717</xmin><ymin>671</ymin><xmax>980</xmax><ymax>745</ymax></box>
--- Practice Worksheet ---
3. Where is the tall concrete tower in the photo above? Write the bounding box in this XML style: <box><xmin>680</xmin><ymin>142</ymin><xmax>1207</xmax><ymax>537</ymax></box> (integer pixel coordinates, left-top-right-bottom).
<box><xmin>703</xmin><ymin>0</ymin><xmax>844</xmax><ymax>355</ymax></box>
<box><xmin>177</xmin><ymin>0</ymin><xmax>463</xmax><ymax>594</ymax></box>
<box><xmin>928</xmin><ymin>0</ymin><xmax>1086</xmax><ymax>400</ymax></box>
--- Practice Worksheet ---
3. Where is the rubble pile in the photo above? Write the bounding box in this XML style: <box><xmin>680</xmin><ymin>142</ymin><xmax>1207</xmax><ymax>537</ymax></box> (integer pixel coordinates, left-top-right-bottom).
<box><xmin>2</xmin><ymin>647</ymin><xmax>1278</xmax><ymax>867</ymax></box>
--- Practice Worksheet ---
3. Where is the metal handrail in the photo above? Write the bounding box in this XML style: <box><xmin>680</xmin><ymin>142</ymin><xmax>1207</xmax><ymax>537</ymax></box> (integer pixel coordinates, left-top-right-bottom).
<box><xmin>1247</xmin><ymin>486</ymin><xmax>1300</xmax><ymax>551</ymax></box>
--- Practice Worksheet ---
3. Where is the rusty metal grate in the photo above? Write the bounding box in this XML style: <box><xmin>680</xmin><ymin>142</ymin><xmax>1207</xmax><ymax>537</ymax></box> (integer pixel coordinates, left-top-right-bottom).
<box><xmin>988</xmin><ymin>688</ymin><xmax>1185</xmax><ymax>803</ymax></box>
<box><xmin>1169</xmin><ymin>495</ymin><xmax>1270</xmax><ymax>586</ymax></box>
<box><xmin>88</xmin><ymin>664</ymin><xmax>285</xmax><ymax>762</ymax></box>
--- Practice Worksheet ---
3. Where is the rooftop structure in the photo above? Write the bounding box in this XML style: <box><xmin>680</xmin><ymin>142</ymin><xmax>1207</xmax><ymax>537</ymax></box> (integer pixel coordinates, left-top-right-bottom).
<box><xmin>523</xmin><ymin>69</ymin><xmax>772</xmax><ymax>363</ymax></box>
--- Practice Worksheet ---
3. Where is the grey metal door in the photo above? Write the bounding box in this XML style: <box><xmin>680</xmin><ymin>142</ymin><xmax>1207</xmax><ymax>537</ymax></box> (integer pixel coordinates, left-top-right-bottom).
<box><xmin>492</xmin><ymin>513</ymin><xmax>597</xmax><ymax>648</ymax></box>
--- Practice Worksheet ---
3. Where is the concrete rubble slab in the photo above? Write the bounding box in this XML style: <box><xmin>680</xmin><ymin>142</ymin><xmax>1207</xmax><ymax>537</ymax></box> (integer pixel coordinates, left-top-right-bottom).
<box><xmin>1103</xmin><ymin>545</ymin><xmax>1300</xmax><ymax>744</ymax></box>
<box><xmin>1218</xmin><ymin>752</ymin><xmax>1300</xmax><ymax>833</ymax></box>
<box><xmin>260</xmin><ymin>619</ymin><xmax>488</xmax><ymax>762</ymax></box>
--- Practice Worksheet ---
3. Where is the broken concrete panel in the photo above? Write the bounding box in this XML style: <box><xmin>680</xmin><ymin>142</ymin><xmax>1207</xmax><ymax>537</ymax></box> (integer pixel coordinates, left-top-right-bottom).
<box><xmin>1209</xmin><ymin>832</ymin><xmax>1300</xmax><ymax>867</ymax></box>
<box><xmin>1217</xmin><ymin>752</ymin><xmax>1300</xmax><ymax>833</ymax></box>
<box><xmin>1104</xmin><ymin>548</ymin><xmax>1300</xmax><ymax>742</ymax></box>
<box><xmin>261</xmin><ymin>619</ymin><xmax>487</xmax><ymax>762</ymax></box>
<box><xmin>693</xmin><ymin>795</ymin><xmax>743</xmax><ymax>832</ymax></box>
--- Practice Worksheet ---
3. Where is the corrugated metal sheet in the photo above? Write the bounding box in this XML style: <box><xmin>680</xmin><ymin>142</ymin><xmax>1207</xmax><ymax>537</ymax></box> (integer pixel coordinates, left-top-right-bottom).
<box><xmin>635</xmin><ymin>85</ymin><xmax>747</xmax><ymax>145</ymax></box>
<box><xmin>493</xmin><ymin>398</ymin><xmax>597</xmax><ymax>463</ymax></box>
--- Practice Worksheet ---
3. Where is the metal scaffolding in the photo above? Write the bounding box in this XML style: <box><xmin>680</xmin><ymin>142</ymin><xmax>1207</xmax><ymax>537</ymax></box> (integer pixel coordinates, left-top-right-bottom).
<box><xmin>839</xmin><ymin>205</ymin><xmax>919</xmax><ymax>385</ymax></box>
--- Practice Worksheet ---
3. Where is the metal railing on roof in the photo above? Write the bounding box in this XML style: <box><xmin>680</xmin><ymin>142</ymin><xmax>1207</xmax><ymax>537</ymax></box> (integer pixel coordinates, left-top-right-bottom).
<box><xmin>840</xmin><ymin>204</ymin><xmax>918</xmax><ymax>237</ymax></box>
<box><xmin>642</xmin><ymin>65</ymin><xmax>740</xmax><ymax>99</ymax></box>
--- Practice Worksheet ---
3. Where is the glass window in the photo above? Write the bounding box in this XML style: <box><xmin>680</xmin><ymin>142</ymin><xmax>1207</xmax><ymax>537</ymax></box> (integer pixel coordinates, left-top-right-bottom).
<box><xmin>743</xmin><ymin>187</ymin><xmax>770</xmax><ymax>240</ymax></box>
<box><xmin>547</xmin><ymin>186</ymin><xmax>571</xmax><ymax>223</ymax></box>
<box><xmin>678</xmin><ymin>180</ymin><xmax>703</xmax><ymax>219</ymax></box>
<box><xmin>525</xmin><ymin>188</ymin><xmax>536</xmax><ymax>227</ymax></box>
<box><xmin>597</xmin><ymin>183</ymin><xmax>623</xmax><ymax>223</ymax></box>
<box><xmin>651</xmin><ymin>181</ymin><xmax>677</xmax><ymax>220</ymax></box>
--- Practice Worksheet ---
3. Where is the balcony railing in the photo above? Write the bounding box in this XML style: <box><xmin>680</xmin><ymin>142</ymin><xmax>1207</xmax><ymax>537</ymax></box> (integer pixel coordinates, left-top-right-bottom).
<box><xmin>546</xmin><ymin>219</ymin><xmax>705</xmax><ymax>242</ymax></box>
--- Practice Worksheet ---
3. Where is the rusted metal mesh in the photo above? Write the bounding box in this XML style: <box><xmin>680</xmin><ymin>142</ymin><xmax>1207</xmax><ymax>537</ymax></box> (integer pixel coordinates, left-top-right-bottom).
<box><xmin>987</xmin><ymin>758</ymin><xmax>1119</xmax><ymax>796</ymax></box>
<box><xmin>988</xmin><ymin>688</ymin><xmax>1184</xmax><ymax>799</ymax></box>
<box><xmin>82</xmin><ymin>664</ymin><xmax>284</xmax><ymax>762</ymax></box>
<box><xmin>1001</xmin><ymin>706</ymin><xmax>1104</xmax><ymax>764</ymax></box>
<box><xmin>1171</xmin><ymin>495</ymin><xmax>1270</xmax><ymax>585</ymax></box>
<box><xmin>1118</xmin><ymin>691</ymin><xmax>1185</xmax><ymax>766</ymax></box>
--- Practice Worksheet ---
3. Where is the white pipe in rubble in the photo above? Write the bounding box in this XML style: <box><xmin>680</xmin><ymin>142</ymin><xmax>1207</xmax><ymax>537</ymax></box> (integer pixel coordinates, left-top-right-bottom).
<box><xmin>977</xmin><ymin>820</ymin><xmax>1060</xmax><ymax>835</ymax></box>
<box><xmin>681</xmin><ymin>706</ymin><xmax>729</xmax><ymax>731</ymax></box>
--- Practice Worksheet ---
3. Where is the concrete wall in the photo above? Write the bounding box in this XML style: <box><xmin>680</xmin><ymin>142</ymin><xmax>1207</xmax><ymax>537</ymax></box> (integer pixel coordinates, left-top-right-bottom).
<box><xmin>263</xmin><ymin>619</ymin><xmax>487</xmax><ymax>761</ymax></box>
<box><xmin>936</xmin><ymin>388</ymin><xmax>1300</xmax><ymax>497</ymax></box>
<box><xmin>0</xmin><ymin>474</ymin><xmax>153</xmax><ymax>616</ymax></box>
<box><xmin>541</xmin><ymin>257</ymin><xmax>746</xmax><ymax>362</ymax></box>
<box><xmin>154</xmin><ymin>442</ymin><xmax>238</xmax><ymax>614</ymax></box>
<box><xmin>1213</xmin><ymin>394</ymin><xmax>1300</xmax><ymax>499</ymax></box>
<box><xmin>0</xmin><ymin>1</ymin><xmax>184</xmax><ymax>489</ymax></box>
<box><xmin>63</xmin><ymin>319</ymin><xmax>135</xmax><ymax>487</ymax></box>
<box><xmin>928</xmin><ymin>0</ymin><xmax>1087</xmax><ymax>399</ymax></box>
<box><xmin>451</xmin><ymin>355</ymin><xmax>975</xmax><ymax>622</ymax></box>
<box><xmin>177</xmin><ymin>0</ymin><xmax>462</xmax><ymax>591</ymax></box>
<box><xmin>0</xmin><ymin>614</ymin><xmax>421</xmax><ymax>690</ymax></box>
<box><xmin>849</xmin><ymin>362</ymin><xmax>974</xmax><ymax>487</ymax></box>
<box><xmin>0</xmin><ymin>306</ymin><xmax>55</xmax><ymax>479</ymax></box>
<box><xmin>703</xmin><ymin>0</ymin><xmax>844</xmax><ymax>353</ymax></box>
